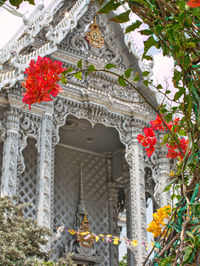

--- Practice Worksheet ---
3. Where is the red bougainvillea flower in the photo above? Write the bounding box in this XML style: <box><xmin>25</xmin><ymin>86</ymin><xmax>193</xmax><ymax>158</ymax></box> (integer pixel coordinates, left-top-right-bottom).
<box><xmin>150</xmin><ymin>114</ymin><xmax>164</xmax><ymax>130</ymax></box>
<box><xmin>150</xmin><ymin>114</ymin><xmax>180</xmax><ymax>132</ymax></box>
<box><xmin>146</xmin><ymin>145</ymin><xmax>155</xmax><ymax>158</ymax></box>
<box><xmin>137</xmin><ymin>127</ymin><xmax>157</xmax><ymax>157</ymax></box>
<box><xmin>166</xmin><ymin>138</ymin><xmax>188</xmax><ymax>160</ymax></box>
<box><xmin>22</xmin><ymin>56</ymin><xmax>66</xmax><ymax>109</ymax></box>
<box><xmin>187</xmin><ymin>0</ymin><xmax>200</xmax><ymax>7</ymax></box>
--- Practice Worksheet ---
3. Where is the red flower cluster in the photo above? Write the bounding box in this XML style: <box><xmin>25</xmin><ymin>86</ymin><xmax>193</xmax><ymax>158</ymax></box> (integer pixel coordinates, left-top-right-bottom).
<box><xmin>137</xmin><ymin>128</ymin><xmax>157</xmax><ymax>157</ymax></box>
<box><xmin>137</xmin><ymin>114</ymin><xmax>188</xmax><ymax>159</ymax></box>
<box><xmin>187</xmin><ymin>0</ymin><xmax>200</xmax><ymax>7</ymax></box>
<box><xmin>22</xmin><ymin>56</ymin><xmax>66</xmax><ymax>109</ymax></box>
<box><xmin>166</xmin><ymin>138</ymin><xmax>188</xmax><ymax>160</ymax></box>
<box><xmin>150</xmin><ymin>114</ymin><xmax>179</xmax><ymax>131</ymax></box>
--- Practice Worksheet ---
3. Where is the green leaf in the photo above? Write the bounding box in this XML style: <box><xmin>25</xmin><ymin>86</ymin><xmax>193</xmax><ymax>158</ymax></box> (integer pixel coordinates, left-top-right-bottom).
<box><xmin>143</xmin><ymin>36</ymin><xmax>157</xmax><ymax>56</ymax></box>
<box><xmin>143</xmin><ymin>80</ymin><xmax>149</xmax><ymax>87</ymax></box>
<box><xmin>173</xmin><ymin>70</ymin><xmax>182</xmax><ymax>86</ymax></box>
<box><xmin>110</xmin><ymin>10</ymin><xmax>131</xmax><ymax>23</ymax></box>
<box><xmin>139</xmin><ymin>29</ymin><xmax>153</xmax><ymax>36</ymax></box>
<box><xmin>178</xmin><ymin>11</ymin><xmax>185</xmax><ymax>25</ymax></box>
<box><xmin>167</xmin><ymin>28</ymin><xmax>175</xmax><ymax>44</ymax></box>
<box><xmin>183</xmin><ymin>246</ymin><xmax>192</xmax><ymax>263</ymax></box>
<box><xmin>86</xmin><ymin>65</ymin><xmax>96</xmax><ymax>76</ymax></box>
<box><xmin>25</xmin><ymin>0</ymin><xmax>35</xmax><ymax>4</ymax></box>
<box><xmin>97</xmin><ymin>0</ymin><xmax>121</xmax><ymax>14</ymax></box>
<box><xmin>162</xmin><ymin>134</ymin><xmax>169</xmax><ymax>144</ymax></box>
<box><xmin>62</xmin><ymin>68</ymin><xmax>73</xmax><ymax>76</ymax></box>
<box><xmin>143</xmin><ymin>55</ymin><xmax>153</xmax><ymax>61</ymax></box>
<box><xmin>165</xmin><ymin>113</ymin><xmax>172</xmax><ymax>123</ymax></box>
<box><xmin>154</xmin><ymin>24</ymin><xmax>163</xmax><ymax>35</ymax></box>
<box><xmin>178</xmin><ymin>129</ymin><xmax>185</xmax><ymax>136</ymax></box>
<box><xmin>178</xmin><ymin>0</ymin><xmax>186</xmax><ymax>10</ymax></box>
<box><xmin>74</xmin><ymin>72</ymin><xmax>82</xmax><ymax>80</ymax></box>
<box><xmin>77</xmin><ymin>59</ymin><xmax>82</xmax><ymax>69</ymax></box>
<box><xmin>125</xmin><ymin>20</ymin><xmax>142</xmax><ymax>33</ymax></box>
<box><xmin>163</xmin><ymin>179</ymin><xmax>176</xmax><ymax>192</ymax></box>
<box><xmin>159</xmin><ymin>257</ymin><xmax>173</xmax><ymax>266</ymax></box>
<box><xmin>183</xmin><ymin>54</ymin><xmax>191</xmax><ymax>70</ymax></box>
<box><xmin>142</xmin><ymin>71</ymin><xmax>150</xmax><ymax>77</ymax></box>
<box><xmin>118</xmin><ymin>76</ymin><xmax>127</xmax><ymax>87</ymax></box>
<box><xmin>160</xmin><ymin>106</ymin><xmax>168</xmax><ymax>114</ymax></box>
<box><xmin>173</xmin><ymin>88</ymin><xmax>185</xmax><ymax>101</ymax></box>
<box><xmin>186</xmin><ymin>42</ymin><xmax>196</xmax><ymax>48</ymax></box>
<box><xmin>66</xmin><ymin>67</ymin><xmax>74</xmax><ymax>72</ymax></box>
<box><xmin>133</xmin><ymin>72</ymin><xmax>140</xmax><ymax>82</ymax></box>
<box><xmin>9</xmin><ymin>0</ymin><xmax>23</xmax><ymax>7</ymax></box>
<box><xmin>186</xmin><ymin>153</ymin><xmax>197</xmax><ymax>167</ymax></box>
<box><xmin>157</xmin><ymin>84</ymin><xmax>162</xmax><ymax>90</ymax></box>
<box><xmin>124</xmin><ymin>68</ymin><xmax>134</xmax><ymax>78</ymax></box>
<box><xmin>105</xmin><ymin>63</ymin><xmax>116</xmax><ymax>69</ymax></box>
<box><xmin>60</xmin><ymin>78</ymin><xmax>67</xmax><ymax>84</ymax></box>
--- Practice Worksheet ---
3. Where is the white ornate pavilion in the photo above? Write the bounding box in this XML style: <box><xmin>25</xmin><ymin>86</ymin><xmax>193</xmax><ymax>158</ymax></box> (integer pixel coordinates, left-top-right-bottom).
<box><xmin>0</xmin><ymin>1</ymin><xmax>171</xmax><ymax>265</ymax></box>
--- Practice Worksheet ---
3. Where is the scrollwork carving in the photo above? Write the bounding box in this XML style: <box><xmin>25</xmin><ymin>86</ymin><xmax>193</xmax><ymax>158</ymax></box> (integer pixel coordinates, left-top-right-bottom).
<box><xmin>53</xmin><ymin>97</ymin><xmax>134</xmax><ymax>149</ymax></box>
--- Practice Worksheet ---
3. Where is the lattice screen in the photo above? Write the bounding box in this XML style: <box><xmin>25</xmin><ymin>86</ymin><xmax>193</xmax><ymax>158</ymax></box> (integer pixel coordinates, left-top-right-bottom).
<box><xmin>0</xmin><ymin>142</ymin><xmax>3</xmax><ymax>189</ymax></box>
<box><xmin>54</xmin><ymin>145</ymin><xmax>110</xmax><ymax>265</ymax></box>
<box><xmin>18</xmin><ymin>138</ymin><xmax>38</xmax><ymax>219</ymax></box>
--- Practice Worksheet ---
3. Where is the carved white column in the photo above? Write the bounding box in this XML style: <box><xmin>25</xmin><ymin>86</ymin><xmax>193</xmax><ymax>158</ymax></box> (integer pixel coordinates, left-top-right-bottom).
<box><xmin>125</xmin><ymin>134</ymin><xmax>147</xmax><ymax>265</ymax></box>
<box><xmin>1</xmin><ymin>109</ymin><xmax>19</xmax><ymax>197</ymax></box>
<box><xmin>154</xmin><ymin>149</ymin><xmax>171</xmax><ymax>207</ymax></box>
<box><xmin>37</xmin><ymin>112</ymin><xmax>53</xmax><ymax>229</ymax></box>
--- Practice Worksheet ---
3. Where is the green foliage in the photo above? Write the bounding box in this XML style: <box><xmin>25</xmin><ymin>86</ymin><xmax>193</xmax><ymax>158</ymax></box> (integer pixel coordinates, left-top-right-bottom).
<box><xmin>0</xmin><ymin>0</ymin><xmax>35</xmax><ymax>7</ymax></box>
<box><xmin>105</xmin><ymin>63</ymin><xmax>116</xmax><ymax>69</ymax></box>
<box><xmin>0</xmin><ymin>196</ymin><xmax>51</xmax><ymax>265</ymax></box>
<box><xmin>119</xmin><ymin>254</ymin><xmax>127</xmax><ymax>266</ymax></box>
<box><xmin>0</xmin><ymin>197</ymin><xmax>75</xmax><ymax>266</ymax></box>
<box><xmin>110</xmin><ymin>10</ymin><xmax>131</xmax><ymax>23</ymax></box>
<box><xmin>97</xmin><ymin>0</ymin><xmax>120</xmax><ymax>14</ymax></box>
<box><xmin>125</xmin><ymin>20</ymin><xmax>142</xmax><ymax>33</ymax></box>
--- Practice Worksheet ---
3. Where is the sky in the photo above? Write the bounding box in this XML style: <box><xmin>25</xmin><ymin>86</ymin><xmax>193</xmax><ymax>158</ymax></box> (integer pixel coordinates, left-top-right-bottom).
<box><xmin>0</xmin><ymin>0</ymin><xmax>175</xmax><ymax>97</ymax></box>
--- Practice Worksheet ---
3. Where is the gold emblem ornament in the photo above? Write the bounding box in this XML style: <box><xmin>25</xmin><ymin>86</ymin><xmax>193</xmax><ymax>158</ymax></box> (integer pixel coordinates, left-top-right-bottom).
<box><xmin>85</xmin><ymin>17</ymin><xmax>105</xmax><ymax>48</ymax></box>
<box><xmin>77</xmin><ymin>212</ymin><xmax>95</xmax><ymax>248</ymax></box>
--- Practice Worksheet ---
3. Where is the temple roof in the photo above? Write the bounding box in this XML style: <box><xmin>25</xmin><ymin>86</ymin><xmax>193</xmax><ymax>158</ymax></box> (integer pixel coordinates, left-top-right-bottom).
<box><xmin>0</xmin><ymin>0</ymin><xmax>158</xmax><ymax>108</ymax></box>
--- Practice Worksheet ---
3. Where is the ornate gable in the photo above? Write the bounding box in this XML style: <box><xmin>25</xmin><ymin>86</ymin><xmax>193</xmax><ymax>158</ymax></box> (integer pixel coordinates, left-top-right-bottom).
<box><xmin>58</xmin><ymin>4</ymin><xmax>127</xmax><ymax>67</ymax></box>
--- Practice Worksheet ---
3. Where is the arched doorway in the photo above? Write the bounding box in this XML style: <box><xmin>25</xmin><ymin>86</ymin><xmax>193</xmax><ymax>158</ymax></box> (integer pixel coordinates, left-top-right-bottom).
<box><xmin>53</xmin><ymin>115</ymin><xmax>126</xmax><ymax>265</ymax></box>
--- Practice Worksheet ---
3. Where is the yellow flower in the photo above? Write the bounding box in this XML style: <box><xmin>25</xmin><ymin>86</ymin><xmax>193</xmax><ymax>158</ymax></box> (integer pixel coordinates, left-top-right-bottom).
<box><xmin>113</xmin><ymin>237</ymin><xmax>120</xmax><ymax>245</ymax></box>
<box><xmin>169</xmin><ymin>170</ymin><xmax>175</xmax><ymax>177</ymax></box>
<box><xmin>95</xmin><ymin>236</ymin><xmax>100</xmax><ymax>242</ymax></box>
<box><xmin>147</xmin><ymin>220</ymin><xmax>162</xmax><ymax>237</ymax></box>
<box><xmin>130</xmin><ymin>239</ymin><xmax>138</xmax><ymax>247</ymax></box>
<box><xmin>146</xmin><ymin>205</ymin><xmax>171</xmax><ymax>237</ymax></box>
<box><xmin>152</xmin><ymin>213</ymin><xmax>165</xmax><ymax>226</ymax></box>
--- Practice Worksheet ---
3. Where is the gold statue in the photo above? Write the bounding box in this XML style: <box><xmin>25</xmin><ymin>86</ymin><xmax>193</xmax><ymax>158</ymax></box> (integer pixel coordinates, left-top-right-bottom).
<box><xmin>77</xmin><ymin>211</ymin><xmax>95</xmax><ymax>248</ymax></box>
